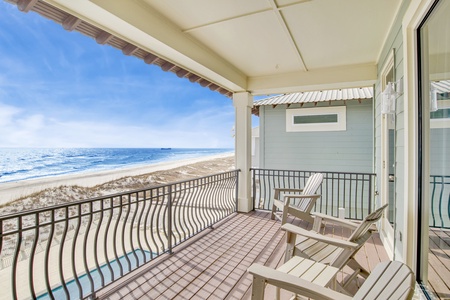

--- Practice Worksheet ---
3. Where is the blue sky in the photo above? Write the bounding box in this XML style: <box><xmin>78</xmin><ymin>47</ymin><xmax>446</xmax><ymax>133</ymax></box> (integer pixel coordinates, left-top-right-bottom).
<box><xmin>0</xmin><ymin>2</ymin><xmax>248</xmax><ymax>148</ymax></box>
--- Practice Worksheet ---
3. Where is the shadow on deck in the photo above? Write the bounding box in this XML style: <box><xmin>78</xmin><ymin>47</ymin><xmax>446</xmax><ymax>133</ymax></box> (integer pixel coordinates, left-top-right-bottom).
<box><xmin>96</xmin><ymin>210</ymin><xmax>389</xmax><ymax>300</ymax></box>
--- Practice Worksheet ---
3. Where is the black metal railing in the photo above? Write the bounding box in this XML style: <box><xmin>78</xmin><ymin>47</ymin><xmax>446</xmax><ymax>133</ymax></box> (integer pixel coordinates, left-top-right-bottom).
<box><xmin>252</xmin><ymin>168</ymin><xmax>376</xmax><ymax>220</ymax></box>
<box><xmin>430</xmin><ymin>174</ymin><xmax>450</xmax><ymax>229</ymax></box>
<box><xmin>0</xmin><ymin>170</ymin><xmax>239</xmax><ymax>300</ymax></box>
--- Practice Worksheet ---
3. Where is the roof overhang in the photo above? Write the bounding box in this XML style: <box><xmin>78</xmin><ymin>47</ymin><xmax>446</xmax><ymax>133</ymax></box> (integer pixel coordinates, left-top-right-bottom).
<box><xmin>9</xmin><ymin>0</ymin><xmax>402</xmax><ymax>96</ymax></box>
<box><xmin>44</xmin><ymin>0</ymin><xmax>248</xmax><ymax>92</ymax></box>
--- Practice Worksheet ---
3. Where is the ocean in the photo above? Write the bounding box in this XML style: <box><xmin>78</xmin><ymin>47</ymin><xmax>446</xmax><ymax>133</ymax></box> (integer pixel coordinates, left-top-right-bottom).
<box><xmin>0</xmin><ymin>148</ymin><xmax>233</xmax><ymax>183</ymax></box>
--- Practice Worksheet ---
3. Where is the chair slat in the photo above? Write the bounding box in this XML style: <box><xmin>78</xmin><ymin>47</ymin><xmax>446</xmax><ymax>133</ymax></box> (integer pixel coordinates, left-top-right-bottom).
<box><xmin>277</xmin><ymin>256</ymin><xmax>310</xmax><ymax>273</ymax></box>
<box><xmin>354</xmin><ymin>261</ymin><xmax>414</xmax><ymax>300</ymax></box>
<box><xmin>376</xmin><ymin>264</ymin><xmax>415</xmax><ymax>300</ymax></box>
<box><xmin>353</xmin><ymin>259</ymin><xmax>391</xmax><ymax>298</ymax></box>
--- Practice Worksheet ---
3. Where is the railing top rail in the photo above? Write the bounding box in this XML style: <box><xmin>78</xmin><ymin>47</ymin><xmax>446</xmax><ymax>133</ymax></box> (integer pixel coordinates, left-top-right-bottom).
<box><xmin>250</xmin><ymin>168</ymin><xmax>376</xmax><ymax>177</ymax></box>
<box><xmin>430</xmin><ymin>174</ymin><xmax>450</xmax><ymax>179</ymax></box>
<box><xmin>0</xmin><ymin>169</ymin><xmax>241</xmax><ymax>221</ymax></box>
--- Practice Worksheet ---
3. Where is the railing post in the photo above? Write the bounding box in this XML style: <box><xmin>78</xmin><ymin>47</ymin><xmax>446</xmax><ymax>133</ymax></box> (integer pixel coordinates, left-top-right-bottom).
<box><xmin>251</xmin><ymin>169</ymin><xmax>256</xmax><ymax>210</ymax></box>
<box><xmin>236</xmin><ymin>170</ymin><xmax>240</xmax><ymax>212</ymax></box>
<box><xmin>368</xmin><ymin>174</ymin><xmax>373</xmax><ymax>214</ymax></box>
<box><xmin>168</xmin><ymin>184</ymin><xmax>173</xmax><ymax>254</ymax></box>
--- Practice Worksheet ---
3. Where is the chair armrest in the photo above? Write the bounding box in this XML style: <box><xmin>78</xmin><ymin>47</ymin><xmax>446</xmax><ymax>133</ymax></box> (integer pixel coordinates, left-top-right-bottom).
<box><xmin>284</xmin><ymin>194</ymin><xmax>320</xmax><ymax>201</ymax></box>
<box><xmin>284</xmin><ymin>194</ymin><xmax>320</xmax><ymax>206</ymax></box>
<box><xmin>274</xmin><ymin>188</ymin><xmax>304</xmax><ymax>199</ymax></box>
<box><xmin>312</xmin><ymin>212</ymin><xmax>360</xmax><ymax>229</ymax></box>
<box><xmin>274</xmin><ymin>188</ymin><xmax>304</xmax><ymax>193</ymax></box>
<box><xmin>281</xmin><ymin>223</ymin><xmax>358</xmax><ymax>249</ymax></box>
<box><xmin>285</xmin><ymin>194</ymin><xmax>321</xmax><ymax>213</ymax></box>
<box><xmin>248</xmin><ymin>264</ymin><xmax>352</xmax><ymax>300</ymax></box>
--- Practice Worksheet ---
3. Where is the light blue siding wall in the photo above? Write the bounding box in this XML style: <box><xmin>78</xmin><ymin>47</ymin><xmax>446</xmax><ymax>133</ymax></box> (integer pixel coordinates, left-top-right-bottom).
<box><xmin>375</xmin><ymin>0</ymin><xmax>411</xmax><ymax>259</ymax></box>
<box><xmin>259</xmin><ymin>100</ymin><xmax>373</xmax><ymax>173</ymax></box>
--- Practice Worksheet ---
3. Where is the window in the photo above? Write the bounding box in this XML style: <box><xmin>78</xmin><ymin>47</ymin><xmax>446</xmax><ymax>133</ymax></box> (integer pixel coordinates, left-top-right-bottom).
<box><xmin>286</xmin><ymin>106</ymin><xmax>346</xmax><ymax>132</ymax></box>
<box><xmin>430</xmin><ymin>88</ymin><xmax>450</xmax><ymax>128</ymax></box>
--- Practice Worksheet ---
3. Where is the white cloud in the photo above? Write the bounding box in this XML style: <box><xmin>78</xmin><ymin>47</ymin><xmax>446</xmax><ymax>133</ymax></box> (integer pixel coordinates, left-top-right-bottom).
<box><xmin>0</xmin><ymin>4</ymin><xmax>237</xmax><ymax>149</ymax></box>
<box><xmin>0</xmin><ymin>102</ymin><xmax>235</xmax><ymax>148</ymax></box>
<box><xmin>0</xmin><ymin>103</ymin><xmax>21</xmax><ymax>126</ymax></box>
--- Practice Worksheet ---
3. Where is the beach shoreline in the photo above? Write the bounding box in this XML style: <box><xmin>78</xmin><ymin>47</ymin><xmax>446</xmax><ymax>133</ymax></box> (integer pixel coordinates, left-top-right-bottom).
<box><xmin>0</xmin><ymin>152</ymin><xmax>234</xmax><ymax>207</ymax></box>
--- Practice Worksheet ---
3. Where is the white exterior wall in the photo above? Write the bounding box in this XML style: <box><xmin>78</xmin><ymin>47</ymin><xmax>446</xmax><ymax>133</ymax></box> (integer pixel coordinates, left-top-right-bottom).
<box><xmin>375</xmin><ymin>0</ymin><xmax>411</xmax><ymax>261</ymax></box>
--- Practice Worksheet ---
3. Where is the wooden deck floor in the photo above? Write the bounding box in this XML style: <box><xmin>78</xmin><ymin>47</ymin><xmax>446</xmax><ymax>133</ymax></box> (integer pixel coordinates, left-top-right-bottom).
<box><xmin>96</xmin><ymin>210</ymin><xmax>389</xmax><ymax>300</ymax></box>
<box><xmin>428</xmin><ymin>228</ymin><xmax>450</xmax><ymax>299</ymax></box>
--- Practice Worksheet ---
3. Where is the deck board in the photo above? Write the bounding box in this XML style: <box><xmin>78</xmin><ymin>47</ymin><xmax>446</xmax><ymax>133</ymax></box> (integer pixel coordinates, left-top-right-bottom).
<box><xmin>97</xmin><ymin>211</ymin><xmax>388</xmax><ymax>300</ymax></box>
<box><xmin>428</xmin><ymin>228</ymin><xmax>450</xmax><ymax>299</ymax></box>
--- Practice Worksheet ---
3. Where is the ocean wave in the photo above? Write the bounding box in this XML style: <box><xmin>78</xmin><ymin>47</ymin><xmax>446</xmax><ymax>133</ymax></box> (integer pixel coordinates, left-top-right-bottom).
<box><xmin>0</xmin><ymin>148</ymin><xmax>232</xmax><ymax>183</ymax></box>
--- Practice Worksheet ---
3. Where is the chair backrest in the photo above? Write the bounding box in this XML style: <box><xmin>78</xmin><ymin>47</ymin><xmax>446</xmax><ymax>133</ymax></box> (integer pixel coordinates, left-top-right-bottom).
<box><xmin>354</xmin><ymin>261</ymin><xmax>415</xmax><ymax>300</ymax></box>
<box><xmin>302</xmin><ymin>173</ymin><xmax>324</xmax><ymax>195</ymax></box>
<box><xmin>331</xmin><ymin>204</ymin><xmax>388</xmax><ymax>268</ymax></box>
<box><xmin>296</xmin><ymin>173</ymin><xmax>324</xmax><ymax>211</ymax></box>
<box><xmin>347</xmin><ymin>204</ymin><xmax>388</xmax><ymax>244</ymax></box>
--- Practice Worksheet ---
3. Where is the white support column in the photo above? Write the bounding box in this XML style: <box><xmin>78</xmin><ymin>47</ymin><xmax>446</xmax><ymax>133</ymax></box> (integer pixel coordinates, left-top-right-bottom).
<box><xmin>233</xmin><ymin>92</ymin><xmax>253</xmax><ymax>212</ymax></box>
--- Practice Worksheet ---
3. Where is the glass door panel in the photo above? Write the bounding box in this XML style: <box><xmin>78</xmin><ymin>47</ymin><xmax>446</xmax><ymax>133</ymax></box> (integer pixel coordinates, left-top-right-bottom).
<box><xmin>419</xmin><ymin>1</ymin><xmax>450</xmax><ymax>298</ymax></box>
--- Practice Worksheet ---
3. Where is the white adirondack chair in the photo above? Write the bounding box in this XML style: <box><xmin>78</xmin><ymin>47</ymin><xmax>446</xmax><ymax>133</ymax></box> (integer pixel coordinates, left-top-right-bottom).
<box><xmin>248</xmin><ymin>260</ymin><xmax>415</xmax><ymax>300</ymax></box>
<box><xmin>271</xmin><ymin>173</ymin><xmax>324</xmax><ymax>224</ymax></box>
<box><xmin>283</xmin><ymin>204</ymin><xmax>388</xmax><ymax>288</ymax></box>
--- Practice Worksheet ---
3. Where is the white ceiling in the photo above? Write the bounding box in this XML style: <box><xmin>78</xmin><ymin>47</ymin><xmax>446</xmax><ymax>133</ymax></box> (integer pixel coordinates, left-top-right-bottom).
<box><xmin>49</xmin><ymin>0</ymin><xmax>403</xmax><ymax>94</ymax></box>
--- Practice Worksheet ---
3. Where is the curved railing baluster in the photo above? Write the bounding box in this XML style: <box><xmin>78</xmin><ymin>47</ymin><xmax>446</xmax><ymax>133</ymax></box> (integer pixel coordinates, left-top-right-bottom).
<box><xmin>156</xmin><ymin>187</ymin><xmax>168</xmax><ymax>253</ymax></box>
<box><xmin>185</xmin><ymin>181</ymin><xmax>197</xmax><ymax>238</ymax></box>
<box><xmin>0</xmin><ymin>170</ymin><xmax>239</xmax><ymax>299</ymax></box>
<box><xmin>28</xmin><ymin>214</ymin><xmax>39</xmax><ymax>299</ymax></box>
<box><xmin>128</xmin><ymin>193</ymin><xmax>139</xmax><ymax>268</ymax></box>
<box><xmin>82</xmin><ymin>202</ymin><xmax>95</xmax><ymax>297</ymax></box>
<box><xmin>136</xmin><ymin>191</ymin><xmax>146</xmax><ymax>263</ymax></box>
<box><xmin>172</xmin><ymin>184</ymin><xmax>182</xmax><ymax>245</ymax></box>
<box><xmin>121</xmin><ymin>195</ymin><xmax>132</xmax><ymax>273</ymax></box>
<box><xmin>103</xmin><ymin>197</ymin><xmax>115</xmax><ymax>281</ymax></box>
<box><xmin>71</xmin><ymin>204</ymin><xmax>83</xmax><ymax>299</ymax></box>
<box><xmin>93</xmin><ymin>200</ymin><xmax>105</xmax><ymax>288</ymax></box>
<box><xmin>44</xmin><ymin>211</ymin><xmax>55</xmax><ymax>299</ymax></box>
<box><xmin>191</xmin><ymin>178</ymin><xmax>202</xmax><ymax>234</ymax></box>
<box><xmin>58</xmin><ymin>207</ymin><xmax>70</xmax><ymax>299</ymax></box>
<box><xmin>112</xmin><ymin>198</ymin><xmax>123</xmax><ymax>277</ymax></box>
<box><xmin>142</xmin><ymin>191</ymin><xmax>154</xmax><ymax>260</ymax></box>
<box><xmin>11</xmin><ymin>216</ymin><xmax>23</xmax><ymax>300</ymax></box>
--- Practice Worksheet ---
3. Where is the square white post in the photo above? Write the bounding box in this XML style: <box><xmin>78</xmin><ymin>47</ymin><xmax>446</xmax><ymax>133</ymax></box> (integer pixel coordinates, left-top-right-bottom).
<box><xmin>233</xmin><ymin>92</ymin><xmax>253</xmax><ymax>212</ymax></box>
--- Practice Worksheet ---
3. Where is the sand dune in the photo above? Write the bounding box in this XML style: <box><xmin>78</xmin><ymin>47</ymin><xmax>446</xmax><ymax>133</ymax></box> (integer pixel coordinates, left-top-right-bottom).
<box><xmin>0</xmin><ymin>153</ymin><xmax>235</xmax><ymax>215</ymax></box>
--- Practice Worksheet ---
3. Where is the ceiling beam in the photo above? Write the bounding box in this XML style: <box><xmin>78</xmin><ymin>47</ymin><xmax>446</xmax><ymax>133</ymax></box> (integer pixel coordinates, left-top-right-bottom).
<box><xmin>183</xmin><ymin>0</ymin><xmax>311</xmax><ymax>33</ymax></box>
<box><xmin>122</xmin><ymin>44</ymin><xmax>139</xmax><ymax>56</ymax></box>
<box><xmin>17</xmin><ymin>0</ymin><xmax>38</xmax><ymax>12</ymax></box>
<box><xmin>248</xmin><ymin>63</ymin><xmax>377</xmax><ymax>95</ymax></box>
<box><xmin>62</xmin><ymin>15</ymin><xmax>81</xmax><ymax>31</ymax></box>
<box><xmin>266</xmin><ymin>0</ymin><xmax>307</xmax><ymax>71</ymax></box>
<box><xmin>95</xmin><ymin>31</ymin><xmax>113</xmax><ymax>45</ymax></box>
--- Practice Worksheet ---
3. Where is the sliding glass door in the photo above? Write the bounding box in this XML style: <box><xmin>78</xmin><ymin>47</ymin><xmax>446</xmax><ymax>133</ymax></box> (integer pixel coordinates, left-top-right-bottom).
<box><xmin>418</xmin><ymin>1</ymin><xmax>450</xmax><ymax>298</ymax></box>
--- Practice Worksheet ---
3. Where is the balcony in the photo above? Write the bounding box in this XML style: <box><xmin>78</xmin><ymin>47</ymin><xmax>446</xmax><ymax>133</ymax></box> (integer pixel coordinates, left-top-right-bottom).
<box><xmin>96</xmin><ymin>211</ymin><xmax>388</xmax><ymax>300</ymax></box>
<box><xmin>1</xmin><ymin>168</ymin><xmax>449</xmax><ymax>299</ymax></box>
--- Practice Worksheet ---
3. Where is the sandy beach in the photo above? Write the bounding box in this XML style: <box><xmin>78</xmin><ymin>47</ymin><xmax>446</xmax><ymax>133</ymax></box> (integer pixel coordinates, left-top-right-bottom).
<box><xmin>0</xmin><ymin>153</ymin><xmax>235</xmax><ymax>215</ymax></box>
<box><xmin>0</xmin><ymin>153</ymin><xmax>236</xmax><ymax>299</ymax></box>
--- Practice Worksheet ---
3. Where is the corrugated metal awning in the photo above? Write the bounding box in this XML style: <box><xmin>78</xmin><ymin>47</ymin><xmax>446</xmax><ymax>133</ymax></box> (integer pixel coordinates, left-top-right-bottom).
<box><xmin>254</xmin><ymin>87</ymin><xmax>373</xmax><ymax>107</ymax></box>
<box><xmin>432</xmin><ymin>80</ymin><xmax>450</xmax><ymax>93</ymax></box>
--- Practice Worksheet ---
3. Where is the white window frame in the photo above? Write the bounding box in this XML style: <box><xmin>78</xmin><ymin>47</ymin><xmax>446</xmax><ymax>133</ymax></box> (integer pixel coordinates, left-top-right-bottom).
<box><xmin>286</xmin><ymin>106</ymin><xmax>346</xmax><ymax>132</ymax></box>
